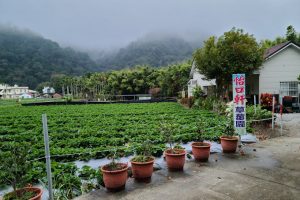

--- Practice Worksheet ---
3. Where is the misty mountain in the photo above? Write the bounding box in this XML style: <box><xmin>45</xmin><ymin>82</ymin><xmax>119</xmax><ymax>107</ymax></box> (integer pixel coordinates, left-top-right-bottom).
<box><xmin>0</xmin><ymin>26</ymin><xmax>97</xmax><ymax>89</ymax></box>
<box><xmin>95</xmin><ymin>36</ymin><xmax>197</xmax><ymax>70</ymax></box>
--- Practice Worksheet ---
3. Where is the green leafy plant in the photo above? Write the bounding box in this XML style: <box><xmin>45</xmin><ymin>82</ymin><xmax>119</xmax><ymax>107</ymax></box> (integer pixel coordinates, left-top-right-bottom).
<box><xmin>192</xmin><ymin>86</ymin><xmax>204</xmax><ymax>99</ymax></box>
<box><xmin>195</xmin><ymin>118</ymin><xmax>206</xmax><ymax>142</ymax></box>
<box><xmin>78</xmin><ymin>165</ymin><xmax>104</xmax><ymax>194</ymax></box>
<box><xmin>224</xmin><ymin>119</ymin><xmax>235</xmax><ymax>136</ymax></box>
<box><xmin>193</xmin><ymin>96</ymin><xmax>220</xmax><ymax>111</ymax></box>
<box><xmin>131</xmin><ymin>140</ymin><xmax>153</xmax><ymax>163</ymax></box>
<box><xmin>0</xmin><ymin>143</ymin><xmax>32</xmax><ymax>200</ymax></box>
<box><xmin>246</xmin><ymin>105</ymin><xmax>272</xmax><ymax>121</ymax></box>
<box><xmin>40</xmin><ymin>163</ymin><xmax>82</xmax><ymax>200</ymax></box>
<box><xmin>105</xmin><ymin>148</ymin><xmax>126</xmax><ymax>171</ymax></box>
<box><xmin>0</xmin><ymin>102</ymin><xmax>229</xmax><ymax>185</ymax></box>
<box><xmin>159</xmin><ymin>120</ymin><xmax>183</xmax><ymax>153</ymax></box>
<box><xmin>3</xmin><ymin>190</ymin><xmax>36</xmax><ymax>200</ymax></box>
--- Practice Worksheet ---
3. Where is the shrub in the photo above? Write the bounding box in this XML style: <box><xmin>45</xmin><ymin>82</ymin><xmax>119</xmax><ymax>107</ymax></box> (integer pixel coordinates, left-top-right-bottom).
<box><xmin>149</xmin><ymin>88</ymin><xmax>161</xmax><ymax>98</ymax></box>
<box><xmin>192</xmin><ymin>86</ymin><xmax>205</xmax><ymax>99</ymax></box>
<box><xmin>247</xmin><ymin>105</ymin><xmax>272</xmax><ymax>121</ymax></box>
<box><xmin>193</xmin><ymin>96</ymin><xmax>221</xmax><ymax>112</ymax></box>
<box><xmin>179</xmin><ymin>97</ymin><xmax>194</xmax><ymax>108</ymax></box>
<box><xmin>260</xmin><ymin>93</ymin><xmax>273</xmax><ymax>107</ymax></box>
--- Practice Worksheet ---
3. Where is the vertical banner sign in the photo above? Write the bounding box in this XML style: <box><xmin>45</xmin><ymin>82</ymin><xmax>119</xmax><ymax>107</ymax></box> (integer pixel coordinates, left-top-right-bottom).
<box><xmin>232</xmin><ymin>74</ymin><xmax>246</xmax><ymax>135</ymax></box>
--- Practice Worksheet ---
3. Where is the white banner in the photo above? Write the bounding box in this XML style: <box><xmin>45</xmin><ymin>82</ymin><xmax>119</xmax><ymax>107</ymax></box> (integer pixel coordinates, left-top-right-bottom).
<box><xmin>232</xmin><ymin>74</ymin><xmax>246</xmax><ymax>135</ymax></box>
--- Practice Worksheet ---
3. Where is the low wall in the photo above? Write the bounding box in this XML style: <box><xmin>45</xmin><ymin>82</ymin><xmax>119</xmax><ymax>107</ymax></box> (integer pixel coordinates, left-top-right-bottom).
<box><xmin>21</xmin><ymin>98</ymin><xmax>177</xmax><ymax>106</ymax></box>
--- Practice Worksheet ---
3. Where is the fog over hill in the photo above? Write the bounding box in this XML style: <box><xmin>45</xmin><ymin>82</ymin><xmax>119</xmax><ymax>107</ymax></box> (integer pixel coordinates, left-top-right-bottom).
<box><xmin>0</xmin><ymin>25</ymin><xmax>205</xmax><ymax>88</ymax></box>
<box><xmin>92</xmin><ymin>33</ymin><xmax>205</xmax><ymax>70</ymax></box>
<box><xmin>0</xmin><ymin>25</ymin><xmax>98</xmax><ymax>89</ymax></box>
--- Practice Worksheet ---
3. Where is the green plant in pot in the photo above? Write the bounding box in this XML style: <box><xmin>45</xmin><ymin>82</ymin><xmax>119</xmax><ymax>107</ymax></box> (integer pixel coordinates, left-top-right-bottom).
<box><xmin>0</xmin><ymin>143</ymin><xmax>43</xmax><ymax>200</ymax></box>
<box><xmin>220</xmin><ymin>120</ymin><xmax>239</xmax><ymax>153</ymax></box>
<box><xmin>191</xmin><ymin>119</ymin><xmax>211</xmax><ymax>161</ymax></box>
<box><xmin>130</xmin><ymin>140</ymin><xmax>155</xmax><ymax>182</ymax></box>
<box><xmin>160</xmin><ymin>121</ymin><xmax>186</xmax><ymax>171</ymax></box>
<box><xmin>100</xmin><ymin>149</ymin><xmax>128</xmax><ymax>192</ymax></box>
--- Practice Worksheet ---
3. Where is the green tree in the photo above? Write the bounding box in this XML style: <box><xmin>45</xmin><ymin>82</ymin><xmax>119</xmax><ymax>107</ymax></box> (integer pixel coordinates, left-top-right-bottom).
<box><xmin>36</xmin><ymin>81</ymin><xmax>51</xmax><ymax>93</ymax></box>
<box><xmin>194</xmin><ymin>28</ymin><xmax>264</xmax><ymax>100</ymax></box>
<box><xmin>261</xmin><ymin>36</ymin><xmax>287</xmax><ymax>49</ymax></box>
<box><xmin>286</xmin><ymin>25</ymin><xmax>297</xmax><ymax>43</ymax></box>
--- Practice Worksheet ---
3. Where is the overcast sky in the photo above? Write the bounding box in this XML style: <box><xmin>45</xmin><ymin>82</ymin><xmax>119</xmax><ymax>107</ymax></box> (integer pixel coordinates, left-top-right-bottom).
<box><xmin>0</xmin><ymin>0</ymin><xmax>299</xmax><ymax>50</ymax></box>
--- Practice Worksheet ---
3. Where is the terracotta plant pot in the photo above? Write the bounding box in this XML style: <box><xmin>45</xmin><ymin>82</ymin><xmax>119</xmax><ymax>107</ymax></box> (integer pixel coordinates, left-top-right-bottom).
<box><xmin>164</xmin><ymin>149</ymin><xmax>186</xmax><ymax>171</ymax></box>
<box><xmin>130</xmin><ymin>157</ymin><xmax>155</xmax><ymax>181</ymax></box>
<box><xmin>4</xmin><ymin>187</ymin><xmax>42</xmax><ymax>200</ymax></box>
<box><xmin>101</xmin><ymin>163</ymin><xmax>128</xmax><ymax>192</ymax></box>
<box><xmin>220</xmin><ymin>136</ymin><xmax>239</xmax><ymax>153</ymax></box>
<box><xmin>191</xmin><ymin>142</ymin><xmax>211</xmax><ymax>161</ymax></box>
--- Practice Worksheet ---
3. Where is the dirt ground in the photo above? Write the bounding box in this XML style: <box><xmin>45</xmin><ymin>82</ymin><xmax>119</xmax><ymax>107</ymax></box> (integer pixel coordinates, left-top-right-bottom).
<box><xmin>75</xmin><ymin>113</ymin><xmax>300</xmax><ymax>200</ymax></box>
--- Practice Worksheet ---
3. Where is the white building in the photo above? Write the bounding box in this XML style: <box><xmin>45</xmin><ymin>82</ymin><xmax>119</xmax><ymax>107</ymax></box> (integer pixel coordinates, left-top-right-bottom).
<box><xmin>0</xmin><ymin>84</ymin><xmax>29</xmax><ymax>99</ymax></box>
<box><xmin>42</xmin><ymin>86</ymin><xmax>55</xmax><ymax>98</ymax></box>
<box><xmin>42</xmin><ymin>87</ymin><xmax>55</xmax><ymax>95</ymax></box>
<box><xmin>257</xmin><ymin>41</ymin><xmax>300</xmax><ymax>103</ymax></box>
<box><xmin>19</xmin><ymin>93</ymin><xmax>33</xmax><ymax>99</ymax></box>
<box><xmin>188</xmin><ymin>41</ymin><xmax>300</xmax><ymax>104</ymax></box>
<box><xmin>187</xmin><ymin>62</ymin><xmax>216</xmax><ymax>97</ymax></box>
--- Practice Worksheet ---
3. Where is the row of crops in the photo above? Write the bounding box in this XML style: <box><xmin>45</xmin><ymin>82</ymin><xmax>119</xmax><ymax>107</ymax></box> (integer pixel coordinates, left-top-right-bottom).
<box><xmin>0</xmin><ymin>102</ymin><xmax>228</xmax><ymax>186</ymax></box>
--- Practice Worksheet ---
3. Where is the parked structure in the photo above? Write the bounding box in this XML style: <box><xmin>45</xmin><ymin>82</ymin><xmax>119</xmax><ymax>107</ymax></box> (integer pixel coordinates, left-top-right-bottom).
<box><xmin>42</xmin><ymin>87</ymin><xmax>55</xmax><ymax>98</ymax></box>
<box><xmin>28</xmin><ymin>90</ymin><xmax>39</xmax><ymax>98</ymax></box>
<box><xmin>188</xmin><ymin>41</ymin><xmax>300</xmax><ymax>105</ymax></box>
<box><xmin>0</xmin><ymin>84</ymin><xmax>29</xmax><ymax>99</ymax></box>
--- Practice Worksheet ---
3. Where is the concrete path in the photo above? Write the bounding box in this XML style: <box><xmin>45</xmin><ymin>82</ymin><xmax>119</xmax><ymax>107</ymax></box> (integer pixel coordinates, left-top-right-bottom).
<box><xmin>76</xmin><ymin>114</ymin><xmax>300</xmax><ymax>200</ymax></box>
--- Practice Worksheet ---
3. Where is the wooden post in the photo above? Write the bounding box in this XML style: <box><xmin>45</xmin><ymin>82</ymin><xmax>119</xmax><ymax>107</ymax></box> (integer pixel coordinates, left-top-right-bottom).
<box><xmin>42</xmin><ymin>114</ymin><xmax>53</xmax><ymax>200</ymax></box>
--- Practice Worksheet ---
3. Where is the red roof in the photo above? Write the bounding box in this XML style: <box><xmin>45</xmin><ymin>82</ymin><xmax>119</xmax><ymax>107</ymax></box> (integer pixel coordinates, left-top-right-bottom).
<box><xmin>264</xmin><ymin>41</ymin><xmax>300</xmax><ymax>59</ymax></box>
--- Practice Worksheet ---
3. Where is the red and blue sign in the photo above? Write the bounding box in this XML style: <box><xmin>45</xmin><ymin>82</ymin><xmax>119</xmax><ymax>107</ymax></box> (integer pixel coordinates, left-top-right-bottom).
<box><xmin>232</xmin><ymin>74</ymin><xmax>246</xmax><ymax>135</ymax></box>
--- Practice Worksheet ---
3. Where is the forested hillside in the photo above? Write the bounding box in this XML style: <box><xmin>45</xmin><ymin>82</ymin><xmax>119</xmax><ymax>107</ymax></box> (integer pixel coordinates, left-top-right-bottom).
<box><xmin>95</xmin><ymin>36</ymin><xmax>195</xmax><ymax>70</ymax></box>
<box><xmin>0</xmin><ymin>26</ymin><xmax>197</xmax><ymax>89</ymax></box>
<box><xmin>0</xmin><ymin>27</ymin><xmax>97</xmax><ymax>89</ymax></box>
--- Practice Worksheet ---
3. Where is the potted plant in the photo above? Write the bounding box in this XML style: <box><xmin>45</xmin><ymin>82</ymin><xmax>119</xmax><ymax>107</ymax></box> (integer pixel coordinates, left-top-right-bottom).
<box><xmin>191</xmin><ymin>119</ymin><xmax>211</xmax><ymax>161</ymax></box>
<box><xmin>100</xmin><ymin>149</ymin><xmax>128</xmax><ymax>192</ymax></box>
<box><xmin>0</xmin><ymin>143</ymin><xmax>43</xmax><ymax>200</ymax></box>
<box><xmin>160</xmin><ymin>121</ymin><xmax>186</xmax><ymax>171</ymax></box>
<box><xmin>130</xmin><ymin>140</ymin><xmax>155</xmax><ymax>181</ymax></box>
<box><xmin>220</xmin><ymin>120</ymin><xmax>239</xmax><ymax>153</ymax></box>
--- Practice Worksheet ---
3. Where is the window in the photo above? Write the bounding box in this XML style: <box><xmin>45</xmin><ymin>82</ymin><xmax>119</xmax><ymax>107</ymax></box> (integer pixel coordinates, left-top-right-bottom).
<box><xmin>188</xmin><ymin>80</ymin><xmax>197</xmax><ymax>86</ymax></box>
<box><xmin>280</xmin><ymin>81</ymin><xmax>299</xmax><ymax>97</ymax></box>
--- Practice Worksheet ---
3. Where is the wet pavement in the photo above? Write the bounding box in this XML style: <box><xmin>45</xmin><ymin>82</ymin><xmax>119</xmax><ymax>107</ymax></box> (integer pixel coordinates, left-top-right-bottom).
<box><xmin>75</xmin><ymin>114</ymin><xmax>300</xmax><ymax>200</ymax></box>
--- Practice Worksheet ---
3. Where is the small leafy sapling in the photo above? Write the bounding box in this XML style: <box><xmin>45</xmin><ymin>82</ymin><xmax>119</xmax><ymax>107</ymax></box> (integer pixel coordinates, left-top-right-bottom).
<box><xmin>224</xmin><ymin>119</ymin><xmax>235</xmax><ymax>137</ymax></box>
<box><xmin>196</xmin><ymin>118</ymin><xmax>206</xmax><ymax>142</ymax></box>
<box><xmin>106</xmin><ymin>148</ymin><xmax>119</xmax><ymax>170</ymax></box>
<box><xmin>0</xmin><ymin>143</ymin><xmax>31</xmax><ymax>199</ymax></box>
<box><xmin>159</xmin><ymin>120</ymin><xmax>182</xmax><ymax>154</ymax></box>
<box><xmin>160</xmin><ymin>121</ymin><xmax>175</xmax><ymax>150</ymax></box>
<box><xmin>131</xmin><ymin>140</ymin><xmax>153</xmax><ymax>163</ymax></box>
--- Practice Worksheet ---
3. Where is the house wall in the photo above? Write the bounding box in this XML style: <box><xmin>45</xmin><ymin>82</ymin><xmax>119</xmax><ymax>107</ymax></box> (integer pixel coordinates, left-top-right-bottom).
<box><xmin>259</xmin><ymin>46</ymin><xmax>300</xmax><ymax>96</ymax></box>
<box><xmin>0</xmin><ymin>84</ymin><xmax>29</xmax><ymax>99</ymax></box>
<box><xmin>188</xmin><ymin>70</ymin><xmax>216</xmax><ymax>97</ymax></box>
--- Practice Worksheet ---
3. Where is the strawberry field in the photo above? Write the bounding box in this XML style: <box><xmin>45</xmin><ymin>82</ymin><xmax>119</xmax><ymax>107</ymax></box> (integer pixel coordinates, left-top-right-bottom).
<box><xmin>0</xmin><ymin>102</ymin><xmax>228</xmax><ymax>186</ymax></box>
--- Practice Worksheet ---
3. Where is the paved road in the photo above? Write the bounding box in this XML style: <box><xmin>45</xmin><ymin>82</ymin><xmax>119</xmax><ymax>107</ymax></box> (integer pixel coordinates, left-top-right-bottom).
<box><xmin>76</xmin><ymin>115</ymin><xmax>300</xmax><ymax>200</ymax></box>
